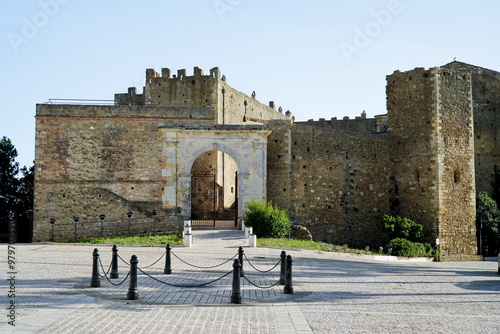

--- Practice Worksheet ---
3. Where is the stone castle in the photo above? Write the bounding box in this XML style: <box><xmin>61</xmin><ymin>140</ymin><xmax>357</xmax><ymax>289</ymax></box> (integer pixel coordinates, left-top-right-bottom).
<box><xmin>33</xmin><ymin>61</ymin><xmax>500</xmax><ymax>260</ymax></box>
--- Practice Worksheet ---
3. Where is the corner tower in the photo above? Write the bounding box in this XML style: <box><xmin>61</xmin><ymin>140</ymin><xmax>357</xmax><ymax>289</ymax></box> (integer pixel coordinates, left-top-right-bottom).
<box><xmin>387</xmin><ymin>67</ymin><xmax>477</xmax><ymax>260</ymax></box>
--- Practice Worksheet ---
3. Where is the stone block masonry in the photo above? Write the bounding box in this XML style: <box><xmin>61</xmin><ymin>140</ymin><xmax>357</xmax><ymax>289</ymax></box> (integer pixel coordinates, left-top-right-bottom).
<box><xmin>33</xmin><ymin>64</ymin><xmax>500</xmax><ymax>260</ymax></box>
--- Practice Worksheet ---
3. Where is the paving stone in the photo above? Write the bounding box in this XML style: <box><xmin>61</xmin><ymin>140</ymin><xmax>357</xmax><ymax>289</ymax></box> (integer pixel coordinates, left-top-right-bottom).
<box><xmin>1</xmin><ymin>230</ymin><xmax>500</xmax><ymax>333</ymax></box>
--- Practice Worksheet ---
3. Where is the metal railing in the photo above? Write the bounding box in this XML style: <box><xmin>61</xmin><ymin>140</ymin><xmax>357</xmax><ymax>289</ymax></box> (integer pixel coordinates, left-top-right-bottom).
<box><xmin>44</xmin><ymin>99</ymin><xmax>154</xmax><ymax>106</ymax></box>
<box><xmin>49</xmin><ymin>215</ymin><xmax>178</xmax><ymax>241</ymax></box>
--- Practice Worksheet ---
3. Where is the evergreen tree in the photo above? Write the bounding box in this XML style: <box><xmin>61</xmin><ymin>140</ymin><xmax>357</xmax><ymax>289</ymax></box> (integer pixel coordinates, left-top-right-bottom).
<box><xmin>0</xmin><ymin>136</ymin><xmax>34</xmax><ymax>241</ymax></box>
<box><xmin>0</xmin><ymin>136</ymin><xmax>20</xmax><ymax>225</ymax></box>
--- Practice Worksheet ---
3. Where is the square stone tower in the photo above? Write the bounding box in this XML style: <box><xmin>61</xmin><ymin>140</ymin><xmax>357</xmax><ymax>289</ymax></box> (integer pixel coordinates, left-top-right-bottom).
<box><xmin>387</xmin><ymin>67</ymin><xmax>477</xmax><ymax>260</ymax></box>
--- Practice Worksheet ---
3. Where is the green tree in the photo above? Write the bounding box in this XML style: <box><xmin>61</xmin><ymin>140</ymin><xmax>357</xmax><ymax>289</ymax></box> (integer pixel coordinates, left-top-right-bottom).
<box><xmin>476</xmin><ymin>191</ymin><xmax>500</xmax><ymax>254</ymax></box>
<box><xmin>0</xmin><ymin>137</ymin><xmax>34</xmax><ymax>242</ymax></box>
<box><xmin>0</xmin><ymin>136</ymin><xmax>20</xmax><ymax>224</ymax></box>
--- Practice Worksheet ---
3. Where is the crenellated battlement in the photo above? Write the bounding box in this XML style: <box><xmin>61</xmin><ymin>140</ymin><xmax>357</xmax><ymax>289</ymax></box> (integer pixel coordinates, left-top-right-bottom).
<box><xmin>114</xmin><ymin>66</ymin><xmax>291</xmax><ymax>125</ymax></box>
<box><xmin>296</xmin><ymin>111</ymin><xmax>387</xmax><ymax>134</ymax></box>
<box><xmin>145</xmin><ymin>66</ymin><xmax>220</xmax><ymax>82</ymax></box>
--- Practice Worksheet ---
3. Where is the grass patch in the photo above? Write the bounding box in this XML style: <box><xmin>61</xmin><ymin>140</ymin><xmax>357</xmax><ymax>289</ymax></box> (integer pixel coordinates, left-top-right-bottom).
<box><xmin>257</xmin><ymin>238</ymin><xmax>335</xmax><ymax>252</ymax></box>
<box><xmin>54</xmin><ymin>232</ymin><xmax>183</xmax><ymax>246</ymax></box>
<box><xmin>257</xmin><ymin>238</ymin><xmax>386</xmax><ymax>255</ymax></box>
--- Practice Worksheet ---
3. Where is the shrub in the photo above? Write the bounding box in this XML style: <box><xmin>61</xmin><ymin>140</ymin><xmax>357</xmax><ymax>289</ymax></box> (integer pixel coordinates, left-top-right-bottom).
<box><xmin>476</xmin><ymin>191</ymin><xmax>500</xmax><ymax>253</ymax></box>
<box><xmin>378</xmin><ymin>214</ymin><xmax>424</xmax><ymax>243</ymax></box>
<box><xmin>244</xmin><ymin>200</ymin><xmax>292</xmax><ymax>238</ymax></box>
<box><xmin>387</xmin><ymin>238</ymin><xmax>437</xmax><ymax>258</ymax></box>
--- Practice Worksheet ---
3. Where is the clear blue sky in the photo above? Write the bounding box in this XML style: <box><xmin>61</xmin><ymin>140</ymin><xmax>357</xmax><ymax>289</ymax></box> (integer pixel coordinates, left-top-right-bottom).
<box><xmin>1</xmin><ymin>0</ymin><xmax>499</xmax><ymax>168</ymax></box>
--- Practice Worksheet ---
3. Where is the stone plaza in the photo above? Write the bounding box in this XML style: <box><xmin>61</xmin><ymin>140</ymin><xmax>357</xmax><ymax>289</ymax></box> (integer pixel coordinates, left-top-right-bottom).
<box><xmin>1</xmin><ymin>229</ymin><xmax>500</xmax><ymax>333</ymax></box>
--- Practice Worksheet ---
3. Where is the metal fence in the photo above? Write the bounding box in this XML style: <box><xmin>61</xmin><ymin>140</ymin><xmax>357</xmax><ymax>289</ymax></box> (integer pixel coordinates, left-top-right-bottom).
<box><xmin>49</xmin><ymin>215</ymin><xmax>179</xmax><ymax>241</ymax></box>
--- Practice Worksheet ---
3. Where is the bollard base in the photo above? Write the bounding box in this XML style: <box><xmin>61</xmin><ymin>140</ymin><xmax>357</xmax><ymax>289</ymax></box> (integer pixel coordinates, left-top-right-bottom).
<box><xmin>164</xmin><ymin>268</ymin><xmax>172</xmax><ymax>274</ymax></box>
<box><xmin>127</xmin><ymin>290</ymin><xmax>138</xmax><ymax>300</ymax></box>
<box><xmin>283</xmin><ymin>286</ymin><xmax>294</xmax><ymax>294</ymax></box>
<box><xmin>230</xmin><ymin>294</ymin><xmax>242</xmax><ymax>304</ymax></box>
<box><xmin>110</xmin><ymin>271</ymin><xmax>119</xmax><ymax>279</ymax></box>
<box><xmin>90</xmin><ymin>279</ymin><xmax>101</xmax><ymax>288</ymax></box>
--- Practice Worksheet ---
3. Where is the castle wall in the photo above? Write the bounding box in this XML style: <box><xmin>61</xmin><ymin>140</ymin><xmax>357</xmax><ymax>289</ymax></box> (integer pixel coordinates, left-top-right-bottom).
<box><xmin>386</xmin><ymin>68</ymin><xmax>441</xmax><ymax>239</ymax></box>
<box><xmin>443</xmin><ymin>62</ymin><xmax>500</xmax><ymax>199</ymax></box>
<box><xmin>34</xmin><ymin>64</ymin><xmax>494</xmax><ymax>258</ymax></box>
<box><xmin>387</xmin><ymin>67</ymin><xmax>477</xmax><ymax>258</ymax></box>
<box><xmin>142</xmin><ymin>67</ymin><xmax>220</xmax><ymax>113</ymax></box>
<box><xmin>266</xmin><ymin>120</ymin><xmax>293</xmax><ymax>210</ymax></box>
<box><xmin>33</xmin><ymin>104</ymin><xmax>215</xmax><ymax>241</ymax></box>
<box><xmin>436</xmin><ymin>69</ymin><xmax>476</xmax><ymax>257</ymax></box>
<box><xmin>267</xmin><ymin>117</ymin><xmax>393</xmax><ymax>247</ymax></box>
<box><xmin>218</xmin><ymin>82</ymin><xmax>290</xmax><ymax>125</ymax></box>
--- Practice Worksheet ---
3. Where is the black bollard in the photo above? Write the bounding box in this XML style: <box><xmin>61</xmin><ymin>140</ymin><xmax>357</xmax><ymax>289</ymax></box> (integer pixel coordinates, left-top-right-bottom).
<box><xmin>230</xmin><ymin>259</ymin><xmax>242</xmax><ymax>304</ymax></box>
<box><xmin>238</xmin><ymin>246</ymin><xmax>244</xmax><ymax>277</ymax></box>
<box><xmin>110</xmin><ymin>245</ymin><xmax>119</xmax><ymax>279</ymax></box>
<box><xmin>90</xmin><ymin>248</ymin><xmax>101</xmax><ymax>288</ymax></box>
<box><xmin>279</xmin><ymin>251</ymin><xmax>286</xmax><ymax>285</ymax></box>
<box><xmin>127</xmin><ymin>255</ymin><xmax>139</xmax><ymax>300</ymax></box>
<box><xmin>164</xmin><ymin>244</ymin><xmax>172</xmax><ymax>274</ymax></box>
<box><xmin>283</xmin><ymin>255</ymin><xmax>294</xmax><ymax>294</ymax></box>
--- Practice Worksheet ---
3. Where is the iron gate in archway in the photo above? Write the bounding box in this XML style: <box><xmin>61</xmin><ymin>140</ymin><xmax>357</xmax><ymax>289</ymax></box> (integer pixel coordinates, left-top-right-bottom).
<box><xmin>191</xmin><ymin>172</ymin><xmax>238</xmax><ymax>227</ymax></box>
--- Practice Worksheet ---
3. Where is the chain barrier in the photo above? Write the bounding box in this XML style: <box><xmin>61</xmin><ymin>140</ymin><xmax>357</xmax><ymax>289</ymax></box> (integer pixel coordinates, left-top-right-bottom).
<box><xmin>171</xmin><ymin>250</ymin><xmax>238</xmax><ymax>269</ymax></box>
<box><xmin>118</xmin><ymin>253</ymin><xmax>130</xmax><ymax>265</ymax></box>
<box><xmin>243</xmin><ymin>253</ymin><xmax>281</xmax><ymax>273</ymax></box>
<box><xmin>137</xmin><ymin>266</ymin><xmax>233</xmax><ymax>288</ymax></box>
<box><xmin>98</xmin><ymin>258</ymin><xmax>131</xmax><ymax>286</ymax></box>
<box><xmin>99</xmin><ymin>260</ymin><xmax>112</xmax><ymax>278</ymax></box>
<box><xmin>117</xmin><ymin>251</ymin><xmax>166</xmax><ymax>269</ymax></box>
<box><xmin>241</xmin><ymin>273</ymin><xmax>281</xmax><ymax>289</ymax></box>
<box><xmin>141</xmin><ymin>251</ymin><xmax>166</xmax><ymax>269</ymax></box>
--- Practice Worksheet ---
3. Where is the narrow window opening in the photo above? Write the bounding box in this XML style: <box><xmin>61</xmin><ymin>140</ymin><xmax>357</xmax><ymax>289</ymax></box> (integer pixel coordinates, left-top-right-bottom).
<box><xmin>454</xmin><ymin>169</ymin><xmax>461</xmax><ymax>184</ymax></box>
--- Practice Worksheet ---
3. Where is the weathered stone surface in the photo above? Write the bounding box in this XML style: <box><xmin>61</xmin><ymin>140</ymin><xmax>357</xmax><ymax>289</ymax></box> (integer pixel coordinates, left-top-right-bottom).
<box><xmin>290</xmin><ymin>224</ymin><xmax>313</xmax><ymax>241</ymax></box>
<box><xmin>33</xmin><ymin>64</ymin><xmax>499</xmax><ymax>260</ymax></box>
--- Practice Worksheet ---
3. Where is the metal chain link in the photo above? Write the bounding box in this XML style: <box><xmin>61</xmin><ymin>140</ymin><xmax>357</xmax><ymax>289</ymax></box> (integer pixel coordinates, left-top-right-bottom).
<box><xmin>141</xmin><ymin>251</ymin><xmax>166</xmax><ymax>269</ymax></box>
<box><xmin>137</xmin><ymin>266</ymin><xmax>232</xmax><ymax>288</ymax></box>
<box><xmin>117</xmin><ymin>252</ymin><xmax>166</xmax><ymax>269</ymax></box>
<box><xmin>98</xmin><ymin>258</ymin><xmax>131</xmax><ymax>286</ymax></box>
<box><xmin>171</xmin><ymin>250</ymin><xmax>238</xmax><ymax>269</ymax></box>
<box><xmin>99</xmin><ymin>260</ymin><xmax>112</xmax><ymax>278</ymax></box>
<box><xmin>117</xmin><ymin>254</ymin><xmax>130</xmax><ymax>265</ymax></box>
<box><xmin>243</xmin><ymin>253</ymin><xmax>281</xmax><ymax>273</ymax></box>
<box><xmin>241</xmin><ymin>273</ymin><xmax>281</xmax><ymax>289</ymax></box>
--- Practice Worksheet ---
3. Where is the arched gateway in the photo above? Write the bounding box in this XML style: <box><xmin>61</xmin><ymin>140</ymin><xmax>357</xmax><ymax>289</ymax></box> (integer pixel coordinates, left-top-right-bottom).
<box><xmin>158</xmin><ymin>124</ymin><xmax>271</xmax><ymax>226</ymax></box>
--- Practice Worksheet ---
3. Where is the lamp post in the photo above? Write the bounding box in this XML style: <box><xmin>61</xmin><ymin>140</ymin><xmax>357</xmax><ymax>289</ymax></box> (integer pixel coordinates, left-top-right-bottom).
<box><xmin>152</xmin><ymin>209</ymin><xmax>157</xmax><ymax>235</ymax></box>
<box><xmin>73</xmin><ymin>217</ymin><xmax>79</xmax><ymax>241</ymax></box>
<box><xmin>99</xmin><ymin>214</ymin><xmax>105</xmax><ymax>238</ymax></box>
<box><xmin>127</xmin><ymin>212</ymin><xmax>133</xmax><ymax>236</ymax></box>
<box><xmin>177</xmin><ymin>207</ymin><xmax>183</xmax><ymax>232</ymax></box>
<box><xmin>50</xmin><ymin>218</ymin><xmax>55</xmax><ymax>241</ymax></box>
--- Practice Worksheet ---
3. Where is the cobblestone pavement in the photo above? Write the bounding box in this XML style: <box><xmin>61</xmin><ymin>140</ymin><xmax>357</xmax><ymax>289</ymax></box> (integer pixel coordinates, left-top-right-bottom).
<box><xmin>0</xmin><ymin>229</ymin><xmax>499</xmax><ymax>333</ymax></box>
